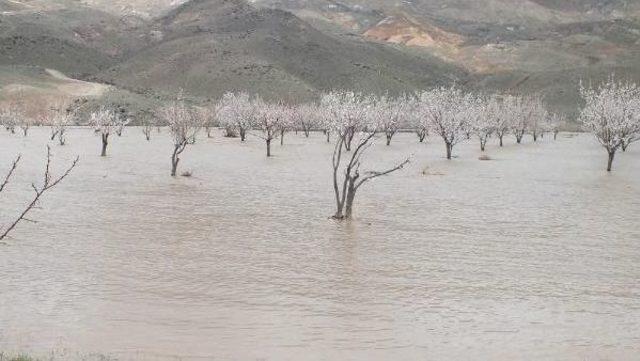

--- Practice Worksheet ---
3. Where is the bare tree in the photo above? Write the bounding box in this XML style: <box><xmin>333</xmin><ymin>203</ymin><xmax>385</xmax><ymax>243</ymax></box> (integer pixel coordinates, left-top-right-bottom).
<box><xmin>579</xmin><ymin>78</ymin><xmax>640</xmax><ymax>171</ymax></box>
<box><xmin>331</xmin><ymin>114</ymin><xmax>410</xmax><ymax>220</ymax></box>
<box><xmin>216</xmin><ymin>92</ymin><xmax>254</xmax><ymax>142</ymax></box>
<box><xmin>0</xmin><ymin>156</ymin><xmax>20</xmax><ymax>194</ymax></box>
<box><xmin>41</xmin><ymin>99</ymin><xmax>74</xmax><ymax>146</ymax></box>
<box><xmin>90</xmin><ymin>107</ymin><xmax>123</xmax><ymax>157</ymax></box>
<box><xmin>0</xmin><ymin>146</ymin><xmax>79</xmax><ymax>241</ymax></box>
<box><xmin>418</xmin><ymin>86</ymin><xmax>470</xmax><ymax>159</ymax></box>
<box><xmin>158</xmin><ymin>98</ymin><xmax>202</xmax><ymax>176</ymax></box>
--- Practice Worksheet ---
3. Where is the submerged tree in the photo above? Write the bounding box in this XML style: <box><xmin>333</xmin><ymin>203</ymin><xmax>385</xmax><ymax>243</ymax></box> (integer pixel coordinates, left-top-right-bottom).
<box><xmin>407</xmin><ymin>95</ymin><xmax>428</xmax><ymax>143</ymax></box>
<box><xmin>141</xmin><ymin>115</ymin><xmax>156</xmax><ymax>141</ymax></box>
<box><xmin>548</xmin><ymin>112</ymin><xmax>566</xmax><ymax>141</ymax></box>
<box><xmin>510</xmin><ymin>95</ymin><xmax>529</xmax><ymax>144</ymax></box>
<box><xmin>50</xmin><ymin>100</ymin><xmax>74</xmax><ymax>146</ymax></box>
<box><xmin>37</xmin><ymin>98</ymin><xmax>73</xmax><ymax>145</ymax></box>
<box><xmin>278</xmin><ymin>108</ymin><xmax>294</xmax><ymax>146</ymax></box>
<box><xmin>418</xmin><ymin>86</ymin><xmax>470</xmax><ymax>159</ymax></box>
<box><xmin>19</xmin><ymin>116</ymin><xmax>34</xmax><ymax>137</ymax></box>
<box><xmin>253</xmin><ymin>99</ymin><xmax>290</xmax><ymax>157</ymax></box>
<box><xmin>492</xmin><ymin>95</ymin><xmax>514</xmax><ymax>147</ymax></box>
<box><xmin>158</xmin><ymin>98</ymin><xmax>202</xmax><ymax>176</ymax></box>
<box><xmin>295</xmin><ymin>103</ymin><xmax>322</xmax><ymax>138</ymax></box>
<box><xmin>468</xmin><ymin>95</ymin><xmax>496</xmax><ymax>151</ymax></box>
<box><xmin>330</xmin><ymin>108</ymin><xmax>410</xmax><ymax>220</ymax></box>
<box><xmin>90</xmin><ymin>107</ymin><xmax>124</xmax><ymax>157</ymax></box>
<box><xmin>115</xmin><ymin>116</ymin><xmax>130</xmax><ymax>137</ymax></box>
<box><xmin>216</xmin><ymin>92</ymin><xmax>254</xmax><ymax>142</ymax></box>
<box><xmin>0</xmin><ymin>146</ymin><xmax>79</xmax><ymax>241</ymax></box>
<box><xmin>579</xmin><ymin>78</ymin><xmax>640</xmax><ymax>171</ymax></box>
<box><xmin>527</xmin><ymin>95</ymin><xmax>548</xmax><ymax>142</ymax></box>
<box><xmin>376</xmin><ymin>94</ymin><xmax>411</xmax><ymax>146</ymax></box>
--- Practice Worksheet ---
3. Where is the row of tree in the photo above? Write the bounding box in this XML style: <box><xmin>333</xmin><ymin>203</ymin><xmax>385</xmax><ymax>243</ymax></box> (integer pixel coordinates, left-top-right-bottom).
<box><xmin>2</xmin><ymin>79</ymin><xmax>638</xmax><ymax>179</ymax></box>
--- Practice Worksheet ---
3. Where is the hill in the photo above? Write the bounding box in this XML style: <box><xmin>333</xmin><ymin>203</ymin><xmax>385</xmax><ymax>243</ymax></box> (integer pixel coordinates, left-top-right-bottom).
<box><xmin>92</xmin><ymin>0</ymin><xmax>467</xmax><ymax>102</ymax></box>
<box><xmin>0</xmin><ymin>0</ymin><xmax>639</xmax><ymax>118</ymax></box>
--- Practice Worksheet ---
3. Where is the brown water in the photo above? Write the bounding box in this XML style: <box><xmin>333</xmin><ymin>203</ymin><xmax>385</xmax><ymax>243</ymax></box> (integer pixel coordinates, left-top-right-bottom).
<box><xmin>1</xmin><ymin>128</ymin><xmax>639</xmax><ymax>360</ymax></box>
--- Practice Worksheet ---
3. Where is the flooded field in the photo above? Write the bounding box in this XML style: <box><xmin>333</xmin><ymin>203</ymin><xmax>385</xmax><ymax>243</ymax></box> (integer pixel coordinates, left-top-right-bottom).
<box><xmin>1</xmin><ymin>128</ymin><xmax>639</xmax><ymax>360</ymax></box>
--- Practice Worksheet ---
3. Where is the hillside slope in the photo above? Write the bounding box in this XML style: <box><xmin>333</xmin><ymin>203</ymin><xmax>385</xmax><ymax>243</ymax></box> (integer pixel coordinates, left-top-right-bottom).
<box><xmin>94</xmin><ymin>0</ymin><xmax>467</xmax><ymax>102</ymax></box>
<box><xmin>0</xmin><ymin>1</ymin><xmax>143</xmax><ymax>77</ymax></box>
<box><xmin>0</xmin><ymin>0</ymin><xmax>639</xmax><ymax>117</ymax></box>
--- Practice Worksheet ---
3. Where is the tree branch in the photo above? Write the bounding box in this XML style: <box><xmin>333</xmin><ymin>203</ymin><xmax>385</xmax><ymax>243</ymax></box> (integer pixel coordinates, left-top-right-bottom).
<box><xmin>0</xmin><ymin>155</ymin><xmax>21</xmax><ymax>193</ymax></box>
<box><xmin>355</xmin><ymin>158</ymin><xmax>411</xmax><ymax>190</ymax></box>
<box><xmin>0</xmin><ymin>146</ymin><xmax>79</xmax><ymax>241</ymax></box>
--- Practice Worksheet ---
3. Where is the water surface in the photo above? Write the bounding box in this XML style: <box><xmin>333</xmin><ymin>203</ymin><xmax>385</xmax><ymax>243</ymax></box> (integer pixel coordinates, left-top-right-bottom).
<box><xmin>1</xmin><ymin>128</ymin><xmax>639</xmax><ymax>360</ymax></box>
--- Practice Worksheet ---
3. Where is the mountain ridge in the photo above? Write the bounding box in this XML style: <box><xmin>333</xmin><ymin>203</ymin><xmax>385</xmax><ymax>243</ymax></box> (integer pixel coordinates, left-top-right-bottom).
<box><xmin>0</xmin><ymin>0</ymin><xmax>638</xmax><ymax>118</ymax></box>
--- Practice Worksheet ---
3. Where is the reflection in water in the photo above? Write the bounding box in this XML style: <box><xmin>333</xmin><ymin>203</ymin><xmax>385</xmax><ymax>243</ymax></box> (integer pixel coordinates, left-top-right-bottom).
<box><xmin>1</xmin><ymin>128</ymin><xmax>639</xmax><ymax>360</ymax></box>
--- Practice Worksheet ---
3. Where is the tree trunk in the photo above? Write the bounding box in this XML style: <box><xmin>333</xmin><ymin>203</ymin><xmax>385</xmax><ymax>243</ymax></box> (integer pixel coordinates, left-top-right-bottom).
<box><xmin>445</xmin><ymin>142</ymin><xmax>453</xmax><ymax>160</ymax></box>
<box><xmin>304</xmin><ymin>128</ymin><xmax>310</xmax><ymax>138</ymax></box>
<box><xmin>344</xmin><ymin>184</ymin><xmax>357</xmax><ymax>220</ymax></box>
<box><xmin>326</xmin><ymin>131</ymin><xmax>330</xmax><ymax>143</ymax></box>
<box><xmin>101</xmin><ymin>134</ymin><xmax>108</xmax><ymax>157</ymax></box>
<box><xmin>345</xmin><ymin>130</ymin><xmax>354</xmax><ymax>151</ymax></box>
<box><xmin>240</xmin><ymin>128</ymin><xmax>246</xmax><ymax>142</ymax></box>
<box><xmin>171</xmin><ymin>145</ymin><xmax>181</xmax><ymax>176</ymax></box>
<box><xmin>417</xmin><ymin>130</ymin><xmax>426</xmax><ymax>143</ymax></box>
<box><xmin>266</xmin><ymin>139</ymin><xmax>272</xmax><ymax>157</ymax></box>
<box><xmin>607</xmin><ymin>150</ymin><xmax>615</xmax><ymax>172</ymax></box>
<box><xmin>499</xmin><ymin>134</ymin><xmax>504</xmax><ymax>147</ymax></box>
<box><xmin>533</xmin><ymin>132</ymin><xmax>538</xmax><ymax>142</ymax></box>
<box><xmin>554</xmin><ymin>131</ymin><xmax>558</xmax><ymax>141</ymax></box>
<box><xmin>280</xmin><ymin>130</ymin><xmax>285</xmax><ymax>146</ymax></box>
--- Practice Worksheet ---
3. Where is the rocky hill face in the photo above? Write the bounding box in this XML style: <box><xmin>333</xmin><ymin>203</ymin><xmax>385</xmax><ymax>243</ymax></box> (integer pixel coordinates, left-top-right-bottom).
<box><xmin>0</xmin><ymin>0</ymin><xmax>638</xmax><ymax>116</ymax></box>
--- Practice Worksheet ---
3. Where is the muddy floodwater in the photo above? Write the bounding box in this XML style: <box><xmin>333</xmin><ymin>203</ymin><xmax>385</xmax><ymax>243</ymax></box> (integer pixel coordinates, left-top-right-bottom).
<box><xmin>1</xmin><ymin>128</ymin><xmax>639</xmax><ymax>360</ymax></box>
